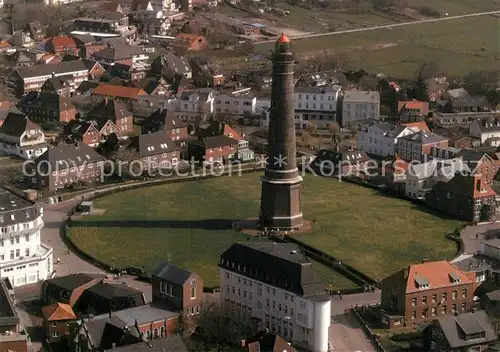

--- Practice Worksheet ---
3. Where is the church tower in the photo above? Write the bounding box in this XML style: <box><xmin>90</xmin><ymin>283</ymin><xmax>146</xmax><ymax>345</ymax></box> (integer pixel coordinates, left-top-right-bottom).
<box><xmin>259</xmin><ymin>33</ymin><xmax>303</xmax><ymax>230</ymax></box>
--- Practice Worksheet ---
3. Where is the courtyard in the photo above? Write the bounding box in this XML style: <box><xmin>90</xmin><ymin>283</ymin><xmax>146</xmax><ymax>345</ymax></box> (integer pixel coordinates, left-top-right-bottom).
<box><xmin>68</xmin><ymin>173</ymin><xmax>459</xmax><ymax>288</ymax></box>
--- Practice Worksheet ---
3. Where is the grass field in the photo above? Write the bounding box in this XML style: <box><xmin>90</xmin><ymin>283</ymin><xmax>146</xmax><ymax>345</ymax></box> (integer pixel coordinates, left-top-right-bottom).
<box><xmin>252</xmin><ymin>15</ymin><xmax>499</xmax><ymax>78</ymax></box>
<box><xmin>68</xmin><ymin>173</ymin><xmax>458</xmax><ymax>288</ymax></box>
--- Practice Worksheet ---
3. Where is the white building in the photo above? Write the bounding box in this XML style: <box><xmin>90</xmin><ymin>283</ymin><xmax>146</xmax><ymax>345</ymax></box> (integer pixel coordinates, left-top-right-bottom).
<box><xmin>0</xmin><ymin>188</ymin><xmax>53</xmax><ymax>287</ymax></box>
<box><xmin>219</xmin><ymin>242</ymin><xmax>331</xmax><ymax>352</ymax></box>
<box><xmin>469</xmin><ymin>118</ymin><xmax>500</xmax><ymax>146</ymax></box>
<box><xmin>341</xmin><ymin>90</ymin><xmax>380</xmax><ymax>127</ymax></box>
<box><xmin>405</xmin><ymin>158</ymin><xmax>469</xmax><ymax>200</ymax></box>
<box><xmin>215</xmin><ymin>89</ymin><xmax>257</xmax><ymax>116</ymax></box>
<box><xmin>294</xmin><ymin>85</ymin><xmax>342</xmax><ymax>129</ymax></box>
<box><xmin>357</xmin><ymin>123</ymin><xmax>415</xmax><ymax>157</ymax></box>
<box><xmin>175</xmin><ymin>89</ymin><xmax>215</xmax><ymax>122</ymax></box>
<box><xmin>0</xmin><ymin>113</ymin><xmax>47</xmax><ymax>160</ymax></box>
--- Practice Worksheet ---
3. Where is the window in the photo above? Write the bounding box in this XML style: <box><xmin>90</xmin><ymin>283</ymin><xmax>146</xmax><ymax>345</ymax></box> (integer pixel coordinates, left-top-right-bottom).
<box><xmin>52</xmin><ymin>332</ymin><xmax>58</xmax><ymax>338</ymax></box>
<box><xmin>452</xmin><ymin>290</ymin><xmax>457</xmax><ymax>300</ymax></box>
<box><xmin>461</xmin><ymin>302</ymin><xmax>466</xmax><ymax>311</ymax></box>
<box><xmin>411</xmin><ymin>297</ymin><xmax>417</xmax><ymax>306</ymax></box>
<box><xmin>462</xmin><ymin>289</ymin><xmax>467</xmax><ymax>298</ymax></box>
<box><xmin>52</xmin><ymin>322</ymin><xmax>57</xmax><ymax>327</ymax></box>
<box><xmin>411</xmin><ymin>311</ymin><xmax>416</xmax><ymax>320</ymax></box>
<box><xmin>431</xmin><ymin>307</ymin><xmax>436</xmax><ymax>316</ymax></box>
<box><xmin>15</xmin><ymin>236</ymin><xmax>19</xmax><ymax>244</ymax></box>
<box><xmin>15</xmin><ymin>249</ymin><xmax>19</xmax><ymax>257</ymax></box>
<box><xmin>441</xmin><ymin>293</ymin><xmax>447</xmax><ymax>301</ymax></box>
<box><xmin>25</xmin><ymin>248</ymin><xmax>30</xmax><ymax>257</ymax></box>
<box><xmin>191</xmin><ymin>286</ymin><xmax>196</xmax><ymax>299</ymax></box>
<box><xmin>25</xmin><ymin>235</ymin><xmax>29</xmax><ymax>242</ymax></box>
<box><xmin>422</xmin><ymin>296</ymin><xmax>427</xmax><ymax>305</ymax></box>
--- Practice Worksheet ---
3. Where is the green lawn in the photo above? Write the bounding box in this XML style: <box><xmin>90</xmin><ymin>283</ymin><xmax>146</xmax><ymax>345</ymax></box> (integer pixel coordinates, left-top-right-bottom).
<box><xmin>254</xmin><ymin>15</ymin><xmax>499</xmax><ymax>78</ymax></box>
<box><xmin>68</xmin><ymin>173</ymin><xmax>458</xmax><ymax>288</ymax></box>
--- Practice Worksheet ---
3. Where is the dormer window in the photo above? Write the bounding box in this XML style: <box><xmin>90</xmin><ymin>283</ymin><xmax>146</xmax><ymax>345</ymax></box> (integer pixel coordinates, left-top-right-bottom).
<box><xmin>449</xmin><ymin>272</ymin><xmax>460</xmax><ymax>284</ymax></box>
<box><xmin>414</xmin><ymin>275</ymin><xmax>429</xmax><ymax>289</ymax></box>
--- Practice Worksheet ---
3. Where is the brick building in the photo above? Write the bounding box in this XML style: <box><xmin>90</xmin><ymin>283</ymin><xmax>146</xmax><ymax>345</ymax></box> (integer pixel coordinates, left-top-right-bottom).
<box><xmin>426</xmin><ymin>173</ymin><xmax>497</xmax><ymax>222</ymax></box>
<box><xmin>397</xmin><ymin>131</ymin><xmax>449</xmax><ymax>162</ymax></box>
<box><xmin>86</xmin><ymin>99</ymin><xmax>134</xmax><ymax>137</ymax></box>
<box><xmin>64</xmin><ymin>121</ymin><xmax>100</xmax><ymax>147</ymax></box>
<box><xmin>187</xmin><ymin>135</ymin><xmax>238</xmax><ymax>164</ymax></box>
<box><xmin>46</xmin><ymin>36</ymin><xmax>79</xmax><ymax>56</ymax></box>
<box><xmin>17</xmin><ymin>91</ymin><xmax>77</xmax><ymax>123</ymax></box>
<box><xmin>381</xmin><ymin>260</ymin><xmax>475</xmax><ymax>329</ymax></box>
<box><xmin>41</xmin><ymin>302</ymin><xmax>76</xmax><ymax>343</ymax></box>
<box><xmin>145</xmin><ymin>108</ymin><xmax>189</xmax><ymax>142</ymax></box>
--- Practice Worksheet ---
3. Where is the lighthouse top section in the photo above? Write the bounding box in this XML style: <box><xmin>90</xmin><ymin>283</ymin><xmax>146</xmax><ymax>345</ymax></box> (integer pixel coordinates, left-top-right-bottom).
<box><xmin>275</xmin><ymin>33</ymin><xmax>291</xmax><ymax>53</ymax></box>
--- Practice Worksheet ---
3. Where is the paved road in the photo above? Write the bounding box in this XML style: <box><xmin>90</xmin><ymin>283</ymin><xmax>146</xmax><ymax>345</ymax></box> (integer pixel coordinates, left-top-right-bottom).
<box><xmin>255</xmin><ymin>10</ymin><xmax>500</xmax><ymax>44</ymax></box>
<box><xmin>460</xmin><ymin>222</ymin><xmax>500</xmax><ymax>254</ymax></box>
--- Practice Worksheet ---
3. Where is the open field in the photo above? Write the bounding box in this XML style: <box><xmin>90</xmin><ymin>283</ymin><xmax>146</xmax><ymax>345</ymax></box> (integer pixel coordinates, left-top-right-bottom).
<box><xmin>68</xmin><ymin>173</ymin><xmax>458</xmax><ymax>288</ymax></box>
<box><xmin>254</xmin><ymin>15</ymin><xmax>499</xmax><ymax>78</ymax></box>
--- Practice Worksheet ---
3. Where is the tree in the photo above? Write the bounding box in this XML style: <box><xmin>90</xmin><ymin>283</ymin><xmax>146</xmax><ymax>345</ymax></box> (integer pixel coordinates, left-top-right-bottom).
<box><xmin>408</xmin><ymin>71</ymin><xmax>429</xmax><ymax>101</ymax></box>
<box><xmin>196</xmin><ymin>302</ymin><xmax>256</xmax><ymax>352</ymax></box>
<box><xmin>328</xmin><ymin>122</ymin><xmax>341</xmax><ymax>149</ymax></box>
<box><xmin>418</xmin><ymin>61</ymin><xmax>441</xmax><ymax>79</ymax></box>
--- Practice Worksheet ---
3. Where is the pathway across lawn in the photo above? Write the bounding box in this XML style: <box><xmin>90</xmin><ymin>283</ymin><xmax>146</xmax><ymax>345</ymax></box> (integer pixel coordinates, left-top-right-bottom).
<box><xmin>68</xmin><ymin>173</ymin><xmax>458</xmax><ymax>288</ymax></box>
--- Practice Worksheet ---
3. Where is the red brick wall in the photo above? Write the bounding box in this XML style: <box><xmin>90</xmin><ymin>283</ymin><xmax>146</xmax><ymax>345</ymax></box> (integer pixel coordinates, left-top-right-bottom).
<box><xmin>421</xmin><ymin>140</ymin><xmax>449</xmax><ymax>155</ymax></box>
<box><xmin>85</xmin><ymin>44</ymin><xmax>105</xmax><ymax>60</ymax></box>
<box><xmin>204</xmin><ymin>144</ymin><xmax>236</xmax><ymax>162</ymax></box>
<box><xmin>0</xmin><ymin>339</ymin><xmax>27</xmax><ymax>352</ymax></box>
<box><xmin>45</xmin><ymin>319</ymin><xmax>72</xmax><ymax>342</ymax></box>
<box><xmin>82</xmin><ymin>129</ymin><xmax>100</xmax><ymax>146</ymax></box>
<box><xmin>166</xmin><ymin>126</ymin><xmax>188</xmax><ymax>141</ymax></box>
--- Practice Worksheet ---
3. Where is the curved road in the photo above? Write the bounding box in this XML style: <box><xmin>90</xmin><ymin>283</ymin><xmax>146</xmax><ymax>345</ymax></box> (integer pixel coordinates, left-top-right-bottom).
<box><xmin>255</xmin><ymin>10</ymin><xmax>500</xmax><ymax>44</ymax></box>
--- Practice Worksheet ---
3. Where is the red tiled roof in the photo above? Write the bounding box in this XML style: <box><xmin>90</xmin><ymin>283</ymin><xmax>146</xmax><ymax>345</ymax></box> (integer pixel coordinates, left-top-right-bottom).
<box><xmin>277</xmin><ymin>33</ymin><xmax>290</xmax><ymax>43</ymax></box>
<box><xmin>402</xmin><ymin>121</ymin><xmax>430</xmax><ymax>133</ymax></box>
<box><xmin>406</xmin><ymin>260</ymin><xmax>473</xmax><ymax>294</ymax></box>
<box><xmin>42</xmin><ymin>302</ymin><xmax>76</xmax><ymax>321</ymax></box>
<box><xmin>0</xmin><ymin>41</ymin><xmax>10</xmax><ymax>48</ymax></box>
<box><xmin>176</xmin><ymin>33</ymin><xmax>205</xmax><ymax>45</ymax></box>
<box><xmin>50</xmin><ymin>36</ymin><xmax>76</xmax><ymax>47</ymax></box>
<box><xmin>93</xmin><ymin>84</ymin><xmax>147</xmax><ymax>99</ymax></box>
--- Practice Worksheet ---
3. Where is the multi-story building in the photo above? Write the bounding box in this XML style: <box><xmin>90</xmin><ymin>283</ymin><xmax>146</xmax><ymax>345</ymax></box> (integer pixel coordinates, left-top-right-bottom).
<box><xmin>46</xmin><ymin>36</ymin><xmax>79</xmax><ymax>56</ymax></box>
<box><xmin>41</xmin><ymin>77</ymin><xmax>72</xmax><ymax>98</ymax></box>
<box><xmin>174</xmin><ymin>89</ymin><xmax>215</xmax><ymax>122</ymax></box>
<box><xmin>214</xmin><ymin>91</ymin><xmax>257</xmax><ymax>116</ymax></box>
<box><xmin>341</xmin><ymin>90</ymin><xmax>380</xmax><ymax>127</ymax></box>
<box><xmin>133</xmin><ymin>131</ymin><xmax>181</xmax><ymax>169</ymax></box>
<box><xmin>397</xmin><ymin>131</ymin><xmax>449</xmax><ymax>162</ymax></box>
<box><xmin>152</xmin><ymin>262</ymin><xmax>204</xmax><ymax>316</ymax></box>
<box><xmin>423</xmin><ymin>310</ymin><xmax>498</xmax><ymax>352</ymax></box>
<box><xmin>18</xmin><ymin>92</ymin><xmax>77</xmax><ymax>124</ymax></box>
<box><xmin>41</xmin><ymin>302</ymin><xmax>76</xmax><ymax>343</ymax></box>
<box><xmin>397</xmin><ymin>100</ymin><xmax>429</xmax><ymax>122</ymax></box>
<box><xmin>0</xmin><ymin>113</ymin><xmax>47</xmax><ymax>159</ymax></box>
<box><xmin>73</xmin><ymin>16</ymin><xmax>130</xmax><ymax>36</ymax></box>
<box><xmin>381</xmin><ymin>260</ymin><xmax>475</xmax><ymax>329</ymax></box>
<box><xmin>0</xmin><ymin>278</ymin><xmax>28</xmax><ymax>351</ymax></box>
<box><xmin>456</xmin><ymin>150</ymin><xmax>497</xmax><ymax>185</ymax></box>
<box><xmin>426</xmin><ymin>172</ymin><xmax>497</xmax><ymax>222</ymax></box>
<box><xmin>469</xmin><ymin>117</ymin><xmax>500</xmax><ymax>146</ymax></box>
<box><xmin>30</xmin><ymin>142</ymin><xmax>106</xmax><ymax>191</ymax></box>
<box><xmin>187</xmin><ymin>135</ymin><xmax>238</xmax><ymax>165</ymax></box>
<box><xmin>6</xmin><ymin>60</ymin><xmax>105</xmax><ymax>97</ymax></box>
<box><xmin>294</xmin><ymin>85</ymin><xmax>341</xmax><ymax>129</ymax></box>
<box><xmin>91</xmin><ymin>45</ymin><xmax>148</xmax><ymax>68</ymax></box>
<box><xmin>86</xmin><ymin>99</ymin><xmax>134</xmax><ymax>137</ymax></box>
<box><xmin>219</xmin><ymin>242</ymin><xmax>331</xmax><ymax>352</ymax></box>
<box><xmin>357</xmin><ymin>122</ymin><xmax>416</xmax><ymax>157</ymax></box>
<box><xmin>0</xmin><ymin>187</ymin><xmax>53</xmax><ymax>287</ymax></box>
<box><xmin>144</xmin><ymin>109</ymin><xmax>189</xmax><ymax>142</ymax></box>
<box><xmin>405</xmin><ymin>158</ymin><xmax>469</xmax><ymax>200</ymax></box>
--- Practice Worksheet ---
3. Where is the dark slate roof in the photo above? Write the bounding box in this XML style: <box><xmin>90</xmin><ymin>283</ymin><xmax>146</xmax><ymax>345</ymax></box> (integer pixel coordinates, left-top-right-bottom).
<box><xmin>76</xmin><ymin>81</ymin><xmax>100</xmax><ymax>94</ymax></box>
<box><xmin>456</xmin><ymin>149</ymin><xmax>490</xmax><ymax>165</ymax></box>
<box><xmin>220</xmin><ymin>242</ymin><xmax>328</xmax><ymax>299</ymax></box>
<box><xmin>85</xmin><ymin>282</ymin><xmax>143</xmax><ymax>300</ymax></box>
<box><xmin>190</xmin><ymin>135</ymin><xmax>239</xmax><ymax>149</ymax></box>
<box><xmin>158</xmin><ymin>53</ymin><xmax>191</xmax><ymax>75</ymax></box>
<box><xmin>136</xmin><ymin>131</ymin><xmax>180</xmax><ymax>157</ymax></box>
<box><xmin>152</xmin><ymin>262</ymin><xmax>193</xmax><ymax>285</ymax></box>
<box><xmin>71</xmin><ymin>33</ymin><xmax>96</xmax><ymax>45</ymax></box>
<box><xmin>313</xmin><ymin>148</ymin><xmax>370</xmax><ymax>165</ymax></box>
<box><xmin>112</xmin><ymin>304</ymin><xmax>178</xmax><ymax>325</ymax></box>
<box><xmin>34</xmin><ymin>142</ymin><xmax>106</xmax><ymax>171</ymax></box>
<box><xmin>0</xmin><ymin>278</ymin><xmax>20</xmax><ymax>327</ymax></box>
<box><xmin>475</xmin><ymin>117</ymin><xmax>500</xmax><ymax>133</ymax></box>
<box><xmin>296</xmin><ymin>69</ymin><xmax>348</xmax><ymax>87</ymax></box>
<box><xmin>93</xmin><ymin>46</ymin><xmax>144</xmax><ymax>61</ymax></box>
<box><xmin>0</xmin><ymin>187</ymin><xmax>40</xmax><ymax>227</ymax></box>
<box><xmin>18</xmin><ymin>91</ymin><xmax>74</xmax><ymax>111</ymax></box>
<box><xmin>86</xmin><ymin>99</ymin><xmax>132</xmax><ymax>121</ymax></box>
<box><xmin>437</xmin><ymin>310</ymin><xmax>497</xmax><ymax>348</ymax></box>
<box><xmin>0</xmin><ymin>113</ymin><xmax>40</xmax><ymax>137</ymax></box>
<box><xmin>452</xmin><ymin>96</ymin><xmax>490</xmax><ymax>109</ymax></box>
<box><xmin>42</xmin><ymin>76</ymin><xmax>70</xmax><ymax>91</ymax></box>
<box><xmin>148</xmin><ymin>109</ymin><xmax>186</xmax><ymax>130</ymax></box>
<box><xmin>400</xmin><ymin>130</ymin><xmax>448</xmax><ymax>144</ymax></box>
<box><xmin>46</xmin><ymin>273</ymin><xmax>104</xmax><ymax>291</ymax></box>
<box><xmin>82</xmin><ymin>315</ymin><xmax>141</xmax><ymax>350</ymax></box>
<box><xmin>14</xmin><ymin>60</ymin><xmax>91</xmax><ymax>79</ymax></box>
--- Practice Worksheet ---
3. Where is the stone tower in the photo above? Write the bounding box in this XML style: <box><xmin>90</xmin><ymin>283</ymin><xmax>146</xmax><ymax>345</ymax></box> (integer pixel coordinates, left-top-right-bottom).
<box><xmin>259</xmin><ymin>33</ymin><xmax>303</xmax><ymax>230</ymax></box>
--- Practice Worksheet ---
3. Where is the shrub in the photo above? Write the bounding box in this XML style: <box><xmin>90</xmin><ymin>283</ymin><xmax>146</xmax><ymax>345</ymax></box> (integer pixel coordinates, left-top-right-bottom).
<box><xmin>419</xmin><ymin>6</ymin><xmax>441</xmax><ymax>17</ymax></box>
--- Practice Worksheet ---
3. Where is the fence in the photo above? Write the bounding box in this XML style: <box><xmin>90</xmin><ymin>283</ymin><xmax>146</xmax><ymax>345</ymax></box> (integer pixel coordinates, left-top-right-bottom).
<box><xmin>352</xmin><ymin>307</ymin><xmax>388</xmax><ymax>352</ymax></box>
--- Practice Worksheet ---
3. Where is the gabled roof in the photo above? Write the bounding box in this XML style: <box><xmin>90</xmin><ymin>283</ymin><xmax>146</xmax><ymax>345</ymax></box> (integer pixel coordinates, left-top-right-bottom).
<box><xmin>400</xmin><ymin>130</ymin><xmax>447</xmax><ymax>144</ymax></box>
<box><xmin>34</xmin><ymin>142</ymin><xmax>106</xmax><ymax>170</ymax></box>
<box><xmin>42</xmin><ymin>302</ymin><xmax>76</xmax><ymax>321</ymax></box>
<box><xmin>87</xmin><ymin>99</ymin><xmax>132</xmax><ymax>121</ymax></box>
<box><xmin>0</xmin><ymin>113</ymin><xmax>40</xmax><ymax>137</ymax></box>
<box><xmin>65</xmin><ymin>120</ymin><xmax>98</xmax><ymax>138</ymax></box>
<box><xmin>85</xmin><ymin>282</ymin><xmax>143</xmax><ymax>300</ymax></box>
<box><xmin>190</xmin><ymin>135</ymin><xmax>239</xmax><ymax>149</ymax></box>
<box><xmin>244</xmin><ymin>330</ymin><xmax>297</xmax><ymax>352</ymax></box>
<box><xmin>136</xmin><ymin>131</ymin><xmax>180</xmax><ymax>157</ymax></box>
<box><xmin>404</xmin><ymin>260</ymin><xmax>473</xmax><ymax>294</ymax></box>
<box><xmin>152</xmin><ymin>262</ymin><xmax>194</xmax><ymax>285</ymax></box>
<box><xmin>437</xmin><ymin>310</ymin><xmax>497</xmax><ymax>348</ymax></box>
<box><xmin>14</xmin><ymin>60</ymin><xmax>91</xmax><ymax>79</ymax></box>
<box><xmin>296</xmin><ymin>70</ymin><xmax>348</xmax><ymax>87</ymax></box>
<box><xmin>45</xmin><ymin>273</ymin><xmax>104</xmax><ymax>291</ymax></box>
<box><xmin>48</xmin><ymin>36</ymin><xmax>77</xmax><ymax>48</ymax></box>
<box><xmin>93</xmin><ymin>84</ymin><xmax>147</xmax><ymax>99</ymax></box>
<box><xmin>401</xmin><ymin>121</ymin><xmax>430</xmax><ymax>133</ymax></box>
<box><xmin>18</xmin><ymin>91</ymin><xmax>75</xmax><ymax>111</ymax></box>
<box><xmin>197</xmin><ymin>122</ymin><xmax>242</xmax><ymax>140</ymax></box>
<box><xmin>93</xmin><ymin>46</ymin><xmax>144</xmax><ymax>61</ymax></box>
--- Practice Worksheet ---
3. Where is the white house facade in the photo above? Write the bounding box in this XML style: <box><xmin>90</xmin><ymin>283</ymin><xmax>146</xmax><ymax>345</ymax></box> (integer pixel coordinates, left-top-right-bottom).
<box><xmin>0</xmin><ymin>115</ymin><xmax>47</xmax><ymax>160</ymax></box>
<box><xmin>219</xmin><ymin>242</ymin><xmax>331</xmax><ymax>352</ymax></box>
<box><xmin>294</xmin><ymin>85</ymin><xmax>341</xmax><ymax>129</ymax></box>
<box><xmin>357</xmin><ymin>123</ymin><xmax>415</xmax><ymax>157</ymax></box>
<box><xmin>0</xmin><ymin>188</ymin><xmax>53</xmax><ymax>287</ymax></box>
<box><xmin>215</xmin><ymin>92</ymin><xmax>257</xmax><ymax>116</ymax></box>
<box><xmin>469</xmin><ymin>118</ymin><xmax>500</xmax><ymax>146</ymax></box>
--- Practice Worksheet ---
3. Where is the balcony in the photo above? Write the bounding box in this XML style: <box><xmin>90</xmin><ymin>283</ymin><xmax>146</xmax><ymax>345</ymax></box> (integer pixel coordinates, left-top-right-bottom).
<box><xmin>0</xmin><ymin>221</ymin><xmax>44</xmax><ymax>239</ymax></box>
<box><xmin>0</xmin><ymin>243</ymin><xmax>53</xmax><ymax>268</ymax></box>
